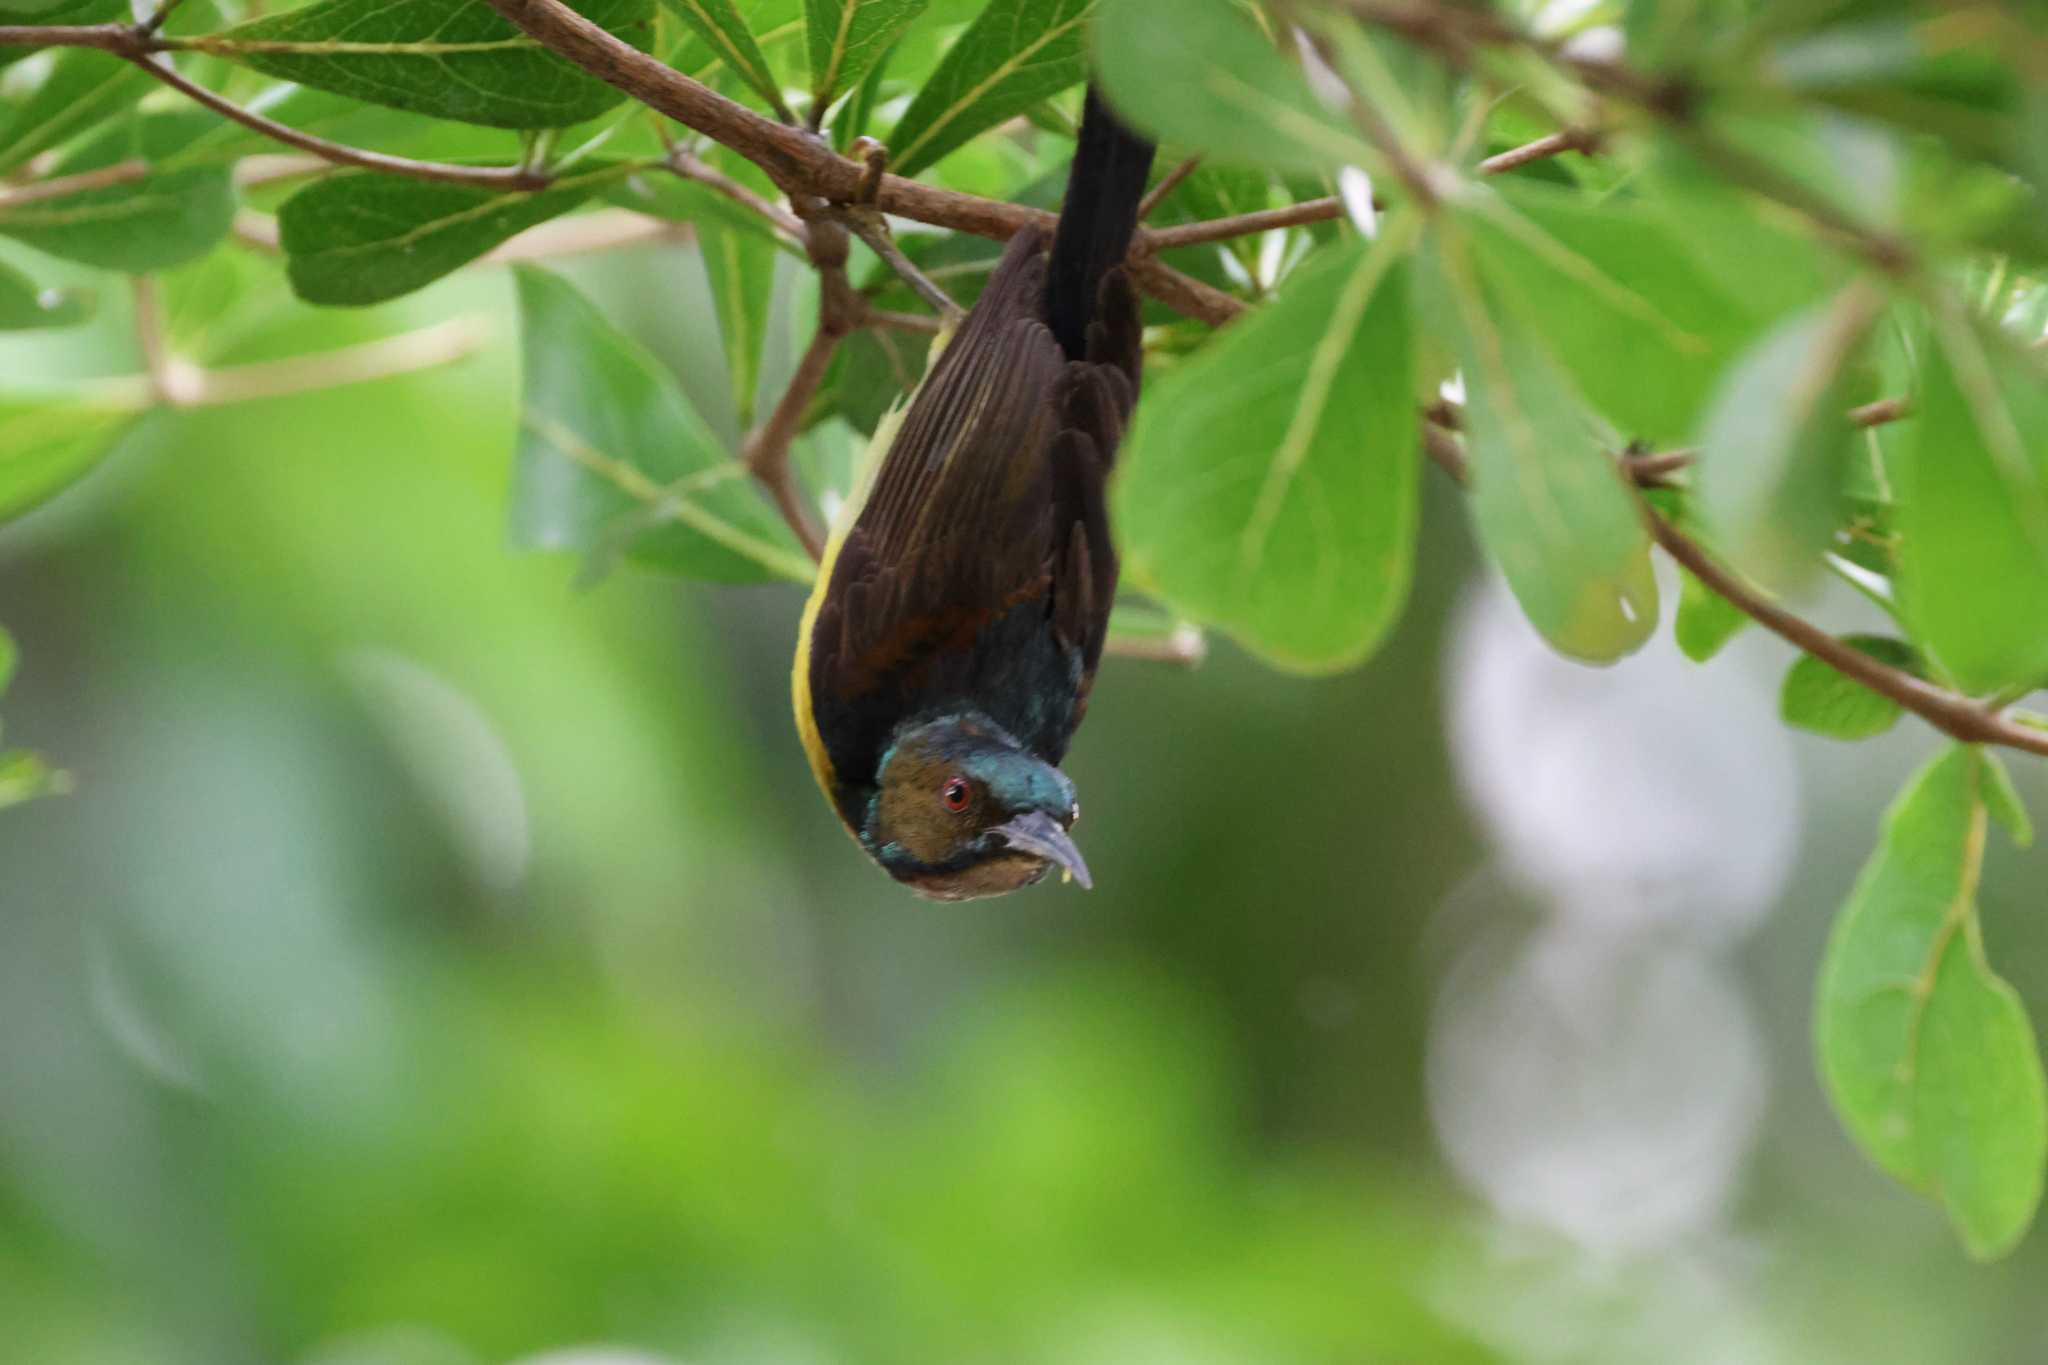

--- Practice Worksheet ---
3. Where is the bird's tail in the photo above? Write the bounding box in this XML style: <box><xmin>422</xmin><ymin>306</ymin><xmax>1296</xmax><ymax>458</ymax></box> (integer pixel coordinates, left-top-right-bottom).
<box><xmin>1043</xmin><ymin>86</ymin><xmax>1156</xmax><ymax>362</ymax></box>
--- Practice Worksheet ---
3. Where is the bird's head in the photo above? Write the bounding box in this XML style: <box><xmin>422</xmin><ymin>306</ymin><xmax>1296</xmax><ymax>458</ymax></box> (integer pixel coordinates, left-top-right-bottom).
<box><xmin>861</xmin><ymin>714</ymin><xmax>1089</xmax><ymax>902</ymax></box>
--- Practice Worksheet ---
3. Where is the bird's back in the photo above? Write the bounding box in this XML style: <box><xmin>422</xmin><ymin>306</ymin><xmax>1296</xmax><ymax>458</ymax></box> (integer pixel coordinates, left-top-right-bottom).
<box><xmin>796</xmin><ymin>234</ymin><xmax>1139</xmax><ymax>828</ymax></box>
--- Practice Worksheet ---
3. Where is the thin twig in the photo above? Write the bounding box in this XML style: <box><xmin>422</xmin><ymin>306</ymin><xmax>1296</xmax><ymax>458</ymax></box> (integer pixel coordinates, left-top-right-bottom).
<box><xmin>183</xmin><ymin>317</ymin><xmax>489</xmax><ymax>405</ymax></box>
<box><xmin>1850</xmin><ymin>395</ymin><xmax>1912</xmax><ymax>427</ymax></box>
<box><xmin>668</xmin><ymin>147</ymin><xmax>804</xmax><ymax>240</ymax></box>
<box><xmin>740</xmin><ymin>214</ymin><xmax>867</xmax><ymax>561</ymax></box>
<box><xmin>1143</xmin><ymin>199</ymin><xmax>1345</xmax><ymax>252</ymax></box>
<box><xmin>130</xmin><ymin>277</ymin><xmax>203</xmax><ymax>405</ymax></box>
<box><xmin>235</xmin><ymin>205</ymin><xmax>690</xmax><ymax>260</ymax></box>
<box><xmin>1104</xmin><ymin>623</ymin><xmax>1208</xmax><ymax>666</ymax></box>
<box><xmin>1645</xmin><ymin>510</ymin><xmax>2048</xmax><ymax>757</ymax></box>
<box><xmin>866</xmin><ymin>309</ymin><xmax>942</xmax><ymax>335</ymax></box>
<box><xmin>131</xmin><ymin>53</ymin><xmax>554</xmax><ymax>190</ymax></box>
<box><xmin>832</xmin><ymin>206</ymin><xmax>962</xmax><ymax>322</ymax></box>
<box><xmin>1421</xmin><ymin>418</ymin><xmax>2048</xmax><ymax>760</ymax></box>
<box><xmin>743</xmin><ymin>329</ymin><xmax>833</xmax><ymax>561</ymax></box>
<box><xmin>1137</xmin><ymin>155</ymin><xmax>1202</xmax><ymax>220</ymax></box>
<box><xmin>0</xmin><ymin>159</ymin><xmax>148</xmax><ymax>208</ymax></box>
<box><xmin>1476</xmin><ymin>127</ymin><xmax>1598</xmax><ymax>175</ymax></box>
<box><xmin>477</xmin><ymin>0</ymin><xmax>1244</xmax><ymax>325</ymax></box>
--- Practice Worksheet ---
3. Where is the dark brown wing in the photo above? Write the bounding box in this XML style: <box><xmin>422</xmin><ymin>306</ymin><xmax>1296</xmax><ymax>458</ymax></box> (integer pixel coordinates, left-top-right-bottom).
<box><xmin>807</xmin><ymin>231</ymin><xmax>1068</xmax><ymax>809</ymax></box>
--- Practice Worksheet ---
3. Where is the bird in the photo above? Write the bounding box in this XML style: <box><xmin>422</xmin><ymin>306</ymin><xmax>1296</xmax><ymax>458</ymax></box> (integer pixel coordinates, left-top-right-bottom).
<box><xmin>791</xmin><ymin>86</ymin><xmax>1156</xmax><ymax>901</ymax></box>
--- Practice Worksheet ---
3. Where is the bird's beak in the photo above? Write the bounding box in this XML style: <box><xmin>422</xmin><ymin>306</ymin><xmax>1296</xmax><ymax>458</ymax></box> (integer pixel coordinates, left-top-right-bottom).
<box><xmin>993</xmin><ymin>811</ymin><xmax>1093</xmax><ymax>890</ymax></box>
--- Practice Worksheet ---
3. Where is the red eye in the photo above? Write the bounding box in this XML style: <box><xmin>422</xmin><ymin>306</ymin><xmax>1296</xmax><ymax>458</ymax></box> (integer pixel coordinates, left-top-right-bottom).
<box><xmin>942</xmin><ymin>777</ymin><xmax>972</xmax><ymax>812</ymax></box>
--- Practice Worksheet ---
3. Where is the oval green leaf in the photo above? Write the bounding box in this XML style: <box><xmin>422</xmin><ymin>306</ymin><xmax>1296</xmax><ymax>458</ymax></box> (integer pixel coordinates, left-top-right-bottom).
<box><xmin>662</xmin><ymin>0</ymin><xmax>794</xmax><ymax>117</ymax></box>
<box><xmin>278</xmin><ymin>165</ymin><xmax>627</xmax><ymax>306</ymax></box>
<box><xmin>511</xmin><ymin>265</ymin><xmax>810</xmax><ymax>584</ymax></box>
<box><xmin>1421</xmin><ymin>229</ymin><xmax>1658</xmax><ymax>664</ymax></box>
<box><xmin>804</xmin><ymin>0</ymin><xmax>926</xmax><ymax>109</ymax></box>
<box><xmin>887</xmin><ymin>0</ymin><xmax>1093</xmax><ymax>176</ymax></box>
<box><xmin>196</xmin><ymin>0</ymin><xmax>656</xmax><ymax>130</ymax></box>
<box><xmin>0</xmin><ymin>262</ymin><xmax>93</xmax><ymax>330</ymax></box>
<box><xmin>1114</xmin><ymin>225</ymin><xmax>1418</xmax><ymax>673</ymax></box>
<box><xmin>1895</xmin><ymin>318</ymin><xmax>2048</xmax><ymax>693</ymax></box>
<box><xmin>1779</xmin><ymin>635</ymin><xmax>1918</xmax><ymax>739</ymax></box>
<box><xmin>1093</xmin><ymin>0</ymin><xmax>1372</xmax><ymax>175</ymax></box>
<box><xmin>1693</xmin><ymin>298</ymin><xmax>1872</xmax><ymax>588</ymax></box>
<box><xmin>1817</xmin><ymin>746</ymin><xmax>2048</xmax><ymax>1260</ymax></box>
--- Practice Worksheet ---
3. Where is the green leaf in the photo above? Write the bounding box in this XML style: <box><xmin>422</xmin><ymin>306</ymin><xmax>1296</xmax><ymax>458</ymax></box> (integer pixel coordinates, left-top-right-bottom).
<box><xmin>888</xmin><ymin>0</ymin><xmax>1093</xmax><ymax>175</ymax></box>
<box><xmin>661</xmin><ymin>0</ymin><xmax>794</xmax><ymax>116</ymax></box>
<box><xmin>0</xmin><ymin>50</ymin><xmax>152</xmax><ymax>176</ymax></box>
<box><xmin>511</xmin><ymin>265</ymin><xmax>811</xmax><ymax>584</ymax></box>
<box><xmin>1114</xmin><ymin>225</ymin><xmax>1418</xmax><ymax>673</ymax></box>
<box><xmin>0</xmin><ymin>623</ymin><xmax>14</xmax><ymax>696</ymax></box>
<box><xmin>0</xmin><ymin>747</ymin><xmax>70</xmax><ymax>811</ymax></box>
<box><xmin>833</xmin><ymin>35</ymin><xmax>894</xmax><ymax>150</ymax></box>
<box><xmin>0</xmin><ymin>115</ymin><xmax>233</xmax><ymax>273</ymax></box>
<box><xmin>0</xmin><ymin>392</ymin><xmax>145</xmax><ymax>522</ymax></box>
<box><xmin>1896</xmin><ymin>319</ymin><xmax>2048</xmax><ymax>693</ymax></box>
<box><xmin>278</xmin><ymin>165</ymin><xmax>627</xmax><ymax>306</ymax></box>
<box><xmin>0</xmin><ymin>261</ymin><xmax>92</xmax><ymax>330</ymax></box>
<box><xmin>804</xmin><ymin>0</ymin><xmax>925</xmax><ymax>109</ymax></box>
<box><xmin>1421</xmin><ymin>229</ymin><xmax>1658</xmax><ymax>664</ymax></box>
<box><xmin>1093</xmin><ymin>0</ymin><xmax>1372</xmax><ymax>175</ymax></box>
<box><xmin>1818</xmin><ymin>746</ymin><xmax>2048</xmax><ymax>1260</ymax></box>
<box><xmin>697</xmin><ymin>216</ymin><xmax>778</xmax><ymax>428</ymax></box>
<box><xmin>1675</xmin><ymin>566</ymin><xmax>1748</xmax><ymax>662</ymax></box>
<box><xmin>1779</xmin><ymin>635</ymin><xmax>1917</xmax><ymax>740</ymax></box>
<box><xmin>197</xmin><ymin>0</ymin><xmax>656</xmax><ymax>129</ymax></box>
<box><xmin>1694</xmin><ymin>299</ymin><xmax>1872</xmax><ymax>588</ymax></box>
<box><xmin>1462</xmin><ymin>181</ymin><xmax>1763</xmax><ymax>444</ymax></box>
<box><xmin>1983</xmin><ymin>751</ymin><xmax>2033</xmax><ymax>849</ymax></box>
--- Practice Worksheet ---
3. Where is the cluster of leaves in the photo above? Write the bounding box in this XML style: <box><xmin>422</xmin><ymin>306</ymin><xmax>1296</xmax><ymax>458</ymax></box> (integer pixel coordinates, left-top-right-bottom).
<box><xmin>1</xmin><ymin>0</ymin><xmax>2046</xmax><ymax>1257</ymax></box>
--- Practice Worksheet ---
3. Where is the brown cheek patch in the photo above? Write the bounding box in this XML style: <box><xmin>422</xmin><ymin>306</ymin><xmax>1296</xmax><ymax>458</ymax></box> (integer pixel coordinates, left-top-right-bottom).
<box><xmin>877</xmin><ymin>747</ymin><xmax>974</xmax><ymax>864</ymax></box>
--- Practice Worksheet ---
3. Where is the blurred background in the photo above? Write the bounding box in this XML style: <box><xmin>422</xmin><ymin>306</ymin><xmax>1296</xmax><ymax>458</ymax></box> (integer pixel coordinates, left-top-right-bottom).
<box><xmin>5</xmin><ymin>226</ymin><xmax>2048</xmax><ymax>1365</ymax></box>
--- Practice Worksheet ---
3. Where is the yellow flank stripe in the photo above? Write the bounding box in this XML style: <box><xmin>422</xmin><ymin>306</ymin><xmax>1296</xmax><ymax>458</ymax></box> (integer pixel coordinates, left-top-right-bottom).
<box><xmin>791</xmin><ymin>380</ymin><xmax>924</xmax><ymax>824</ymax></box>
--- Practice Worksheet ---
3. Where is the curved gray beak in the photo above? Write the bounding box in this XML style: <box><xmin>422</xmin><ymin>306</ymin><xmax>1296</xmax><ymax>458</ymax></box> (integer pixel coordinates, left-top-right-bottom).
<box><xmin>993</xmin><ymin>810</ymin><xmax>1092</xmax><ymax>890</ymax></box>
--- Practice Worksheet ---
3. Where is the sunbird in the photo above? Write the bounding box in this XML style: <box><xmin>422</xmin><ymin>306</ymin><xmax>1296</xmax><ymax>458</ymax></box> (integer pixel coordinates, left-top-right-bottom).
<box><xmin>792</xmin><ymin>87</ymin><xmax>1157</xmax><ymax>900</ymax></box>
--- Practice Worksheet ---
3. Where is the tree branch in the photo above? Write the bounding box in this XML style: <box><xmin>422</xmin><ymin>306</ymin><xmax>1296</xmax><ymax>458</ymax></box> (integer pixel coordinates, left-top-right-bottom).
<box><xmin>129</xmin><ymin>51</ymin><xmax>553</xmax><ymax>189</ymax></box>
<box><xmin>1143</xmin><ymin>198</ymin><xmax>1344</xmax><ymax>252</ymax></box>
<box><xmin>1476</xmin><ymin>126</ymin><xmax>1599</xmax><ymax>175</ymax></box>
<box><xmin>1644</xmin><ymin>510</ymin><xmax>2048</xmax><ymax>758</ymax></box>
<box><xmin>667</xmin><ymin>147</ymin><xmax>804</xmax><ymax>241</ymax></box>
<box><xmin>0</xmin><ymin>159</ymin><xmax>148</xmax><ymax>208</ymax></box>
<box><xmin>1421</xmin><ymin>419</ymin><xmax>2048</xmax><ymax>760</ymax></box>
<box><xmin>477</xmin><ymin>0</ymin><xmax>1244</xmax><ymax>325</ymax></box>
<box><xmin>1137</xmin><ymin>155</ymin><xmax>1202</xmax><ymax>220</ymax></box>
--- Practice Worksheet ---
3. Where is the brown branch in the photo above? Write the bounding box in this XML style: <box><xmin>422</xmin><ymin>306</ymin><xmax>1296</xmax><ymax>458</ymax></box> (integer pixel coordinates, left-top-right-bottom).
<box><xmin>1422</xmin><ymin>418</ymin><xmax>2048</xmax><ymax>760</ymax></box>
<box><xmin>667</xmin><ymin>147</ymin><xmax>804</xmax><ymax>240</ymax></box>
<box><xmin>1645</xmin><ymin>510</ymin><xmax>2048</xmax><ymax>758</ymax></box>
<box><xmin>182</xmin><ymin>317</ymin><xmax>489</xmax><ymax>405</ymax></box>
<box><xmin>1132</xmin><ymin>126</ymin><xmax>1595</xmax><ymax>256</ymax></box>
<box><xmin>236</xmin><ymin>205</ymin><xmax>691</xmax><ymax>260</ymax></box>
<box><xmin>130</xmin><ymin>52</ymin><xmax>553</xmax><ymax>189</ymax></box>
<box><xmin>1138</xmin><ymin>155</ymin><xmax>1202</xmax><ymax>221</ymax></box>
<box><xmin>1143</xmin><ymin>198</ymin><xmax>1344</xmax><ymax>252</ymax></box>
<box><xmin>479</xmin><ymin>0</ymin><xmax>1241</xmax><ymax>324</ymax></box>
<box><xmin>131</xmin><ymin>277</ymin><xmax>203</xmax><ymax>406</ymax></box>
<box><xmin>0</xmin><ymin>159</ymin><xmax>148</xmax><ymax>208</ymax></box>
<box><xmin>740</xmin><ymin>215</ymin><xmax>868</xmax><ymax>562</ymax></box>
<box><xmin>1477</xmin><ymin>127</ymin><xmax>1599</xmax><ymax>175</ymax></box>
<box><xmin>866</xmin><ymin>308</ymin><xmax>942</xmax><ymax>335</ymax></box>
<box><xmin>830</xmin><ymin>205</ymin><xmax>961</xmax><ymax>321</ymax></box>
<box><xmin>1850</xmin><ymin>395</ymin><xmax>1912</xmax><ymax>427</ymax></box>
<box><xmin>0</xmin><ymin>21</ymin><xmax>132</xmax><ymax>49</ymax></box>
<box><xmin>1104</xmin><ymin>622</ymin><xmax>1207</xmax><ymax>666</ymax></box>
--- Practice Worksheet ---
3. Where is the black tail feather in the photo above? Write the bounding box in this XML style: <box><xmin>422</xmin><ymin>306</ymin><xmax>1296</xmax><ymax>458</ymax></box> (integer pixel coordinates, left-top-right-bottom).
<box><xmin>1044</xmin><ymin>86</ymin><xmax>1156</xmax><ymax>362</ymax></box>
